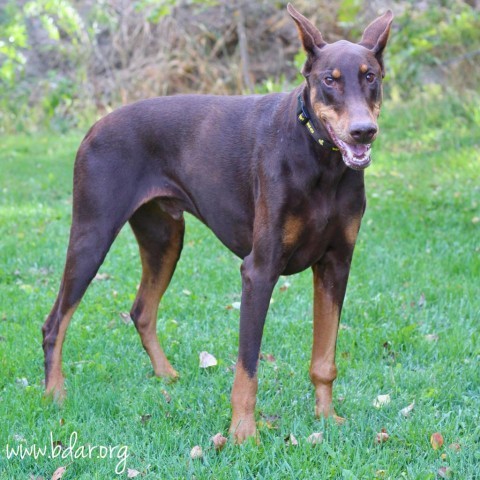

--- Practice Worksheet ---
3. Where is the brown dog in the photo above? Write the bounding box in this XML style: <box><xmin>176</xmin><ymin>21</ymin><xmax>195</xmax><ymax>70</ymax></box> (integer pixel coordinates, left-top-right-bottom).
<box><xmin>43</xmin><ymin>4</ymin><xmax>393</xmax><ymax>443</ymax></box>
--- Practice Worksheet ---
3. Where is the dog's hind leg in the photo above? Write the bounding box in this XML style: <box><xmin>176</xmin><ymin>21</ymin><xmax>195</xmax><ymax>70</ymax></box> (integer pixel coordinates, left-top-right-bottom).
<box><xmin>42</xmin><ymin>200</ymin><xmax>128</xmax><ymax>401</ymax></box>
<box><xmin>128</xmin><ymin>201</ymin><xmax>184</xmax><ymax>379</ymax></box>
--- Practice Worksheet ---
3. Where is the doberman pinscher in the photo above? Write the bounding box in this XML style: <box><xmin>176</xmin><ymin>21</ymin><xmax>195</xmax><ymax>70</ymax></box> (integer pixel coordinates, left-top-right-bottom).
<box><xmin>42</xmin><ymin>4</ymin><xmax>393</xmax><ymax>443</ymax></box>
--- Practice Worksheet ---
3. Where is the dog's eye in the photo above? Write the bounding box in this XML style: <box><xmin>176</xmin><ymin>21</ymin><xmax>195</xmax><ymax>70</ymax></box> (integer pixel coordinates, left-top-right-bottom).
<box><xmin>324</xmin><ymin>76</ymin><xmax>335</xmax><ymax>86</ymax></box>
<box><xmin>366</xmin><ymin>73</ymin><xmax>376</xmax><ymax>83</ymax></box>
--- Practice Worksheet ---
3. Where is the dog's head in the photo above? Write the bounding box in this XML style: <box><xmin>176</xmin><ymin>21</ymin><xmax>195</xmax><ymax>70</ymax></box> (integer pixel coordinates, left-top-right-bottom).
<box><xmin>288</xmin><ymin>4</ymin><xmax>393</xmax><ymax>170</ymax></box>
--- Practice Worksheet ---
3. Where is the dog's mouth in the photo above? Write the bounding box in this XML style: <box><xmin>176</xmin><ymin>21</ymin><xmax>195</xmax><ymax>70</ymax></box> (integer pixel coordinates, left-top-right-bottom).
<box><xmin>324</xmin><ymin>122</ymin><xmax>372</xmax><ymax>171</ymax></box>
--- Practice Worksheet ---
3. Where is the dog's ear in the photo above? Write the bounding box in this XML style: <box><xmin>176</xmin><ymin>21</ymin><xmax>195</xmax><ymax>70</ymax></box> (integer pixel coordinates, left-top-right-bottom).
<box><xmin>287</xmin><ymin>3</ymin><xmax>326</xmax><ymax>76</ymax></box>
<box><xmin>359</xmin><ymin>10</ymin><xmax>393</xmax><ymax>77</ymax></box>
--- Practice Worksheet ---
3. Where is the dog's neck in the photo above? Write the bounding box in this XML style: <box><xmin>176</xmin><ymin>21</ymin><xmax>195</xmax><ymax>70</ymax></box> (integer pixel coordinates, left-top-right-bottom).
<box><xmin>296</xmin><ymin>92</ymin><xmax>339</xmax><ymax>152</ymax></box>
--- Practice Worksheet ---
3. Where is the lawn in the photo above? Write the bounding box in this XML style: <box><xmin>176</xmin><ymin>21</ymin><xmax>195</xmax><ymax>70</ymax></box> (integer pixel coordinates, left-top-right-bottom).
<box><xmin>0</xmin><ymin>95</ymin><xmax>479</xmax><ymax>479</ymax></box>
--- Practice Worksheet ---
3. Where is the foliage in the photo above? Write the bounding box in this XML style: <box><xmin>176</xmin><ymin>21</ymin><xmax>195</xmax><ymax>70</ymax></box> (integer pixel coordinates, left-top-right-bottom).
<box><xmin>387</xmin><ymin>0</ymin><xmax>480</xmax><ymax>99</ymax></box>
<box><xmin>0</xmin><ymin>0</ymin><xmax>87</xmax><ymax>132</ymax></box>
<box><xmin>0</xmin><ymin>97</ymin><xmax>479</xmax><ymax>477</ymax></box>
<box><xmin>0</xmin><ymin>0</ymin><xmax>479</xmax><ymax>132</ymax></box>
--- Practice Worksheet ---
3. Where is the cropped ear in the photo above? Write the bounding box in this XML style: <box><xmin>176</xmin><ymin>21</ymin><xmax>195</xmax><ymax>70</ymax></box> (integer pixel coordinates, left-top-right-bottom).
<box><xmin>287</xmin><ymin>3</ymin><xmax>326</xmax><ymax>76</ymax></box>
<box><xmin>359</xmin><ymin>10</ymin><xmax>393</xmax><ymax>76</ymax></box>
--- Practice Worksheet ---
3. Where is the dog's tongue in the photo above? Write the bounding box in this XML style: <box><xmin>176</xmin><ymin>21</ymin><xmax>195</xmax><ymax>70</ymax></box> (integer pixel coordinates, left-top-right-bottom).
<box><xmin>348</xmin><ymin>143</ymin><xmax>370</xmax><ymax>157</ymax></box>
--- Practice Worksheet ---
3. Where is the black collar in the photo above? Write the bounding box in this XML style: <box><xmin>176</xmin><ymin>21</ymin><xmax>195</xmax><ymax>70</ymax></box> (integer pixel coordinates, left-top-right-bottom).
<box><xmin>296</xmin><ymin>95</ymin><xmax>339</xmax><ymax>151</ymax></box>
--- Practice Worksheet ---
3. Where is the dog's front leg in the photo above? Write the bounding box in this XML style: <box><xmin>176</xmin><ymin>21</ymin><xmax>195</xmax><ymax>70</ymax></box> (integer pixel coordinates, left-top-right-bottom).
<box><xmin>310</xmin><ymin>247</ymin><xmax>355</xmax><ymax>424</ymax></box>
<box><xmin>229</xmin><ymin>253</ymin><xmax>279</xmax><ymax>443</ymax></box>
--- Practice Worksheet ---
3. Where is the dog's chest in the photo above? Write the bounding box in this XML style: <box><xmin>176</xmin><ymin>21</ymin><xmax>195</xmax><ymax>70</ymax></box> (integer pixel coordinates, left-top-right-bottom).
<box><xmin>282</xmin><ymin>173</ymin><xmax>365</xmax><ymax>274</ymax></box>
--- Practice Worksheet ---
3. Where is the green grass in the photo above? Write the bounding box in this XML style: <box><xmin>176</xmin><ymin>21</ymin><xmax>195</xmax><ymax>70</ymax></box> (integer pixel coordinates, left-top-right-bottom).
<box><xmin>0</xmin><ymin>96</ymin><xmax>479</xmax><ymax>479</ymax></box>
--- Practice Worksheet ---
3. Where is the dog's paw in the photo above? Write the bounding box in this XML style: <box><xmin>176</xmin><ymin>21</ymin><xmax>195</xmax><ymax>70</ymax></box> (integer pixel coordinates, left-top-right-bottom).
<box><xmin>229</xmin><ymin>415</ymin><xmax>258</xmax><ymax>444</ymax></box>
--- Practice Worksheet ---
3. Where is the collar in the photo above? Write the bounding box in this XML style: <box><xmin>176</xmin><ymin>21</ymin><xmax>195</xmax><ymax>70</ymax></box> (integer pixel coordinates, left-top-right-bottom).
<box><xmin>296</xmin><ymin>95</ymin><xmax>339</xmax><ymax>151</ymax></box>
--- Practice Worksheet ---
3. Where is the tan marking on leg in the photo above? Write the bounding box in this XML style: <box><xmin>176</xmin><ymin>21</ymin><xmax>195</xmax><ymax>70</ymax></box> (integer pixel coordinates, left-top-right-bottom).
<box><xmin>310</xmin><ymin>270</ymin><xmax>345</xmax><ymax>424</ymax></box>
<box><xmin>45</xmin><ymin>305</ymin><xmax>76</xmax><ymax>402</ymax></box>
<box><xmin>332</xmin><ymin>68</ymin><xmax>341</xmax><ymax>79</ymax></box>
<box><xmin>360</xmin><ymin>63</ymin><xmax>368</xmax><ymax>74</ymax></box>
<box><xmin>133</xmin><ymin>231</ymin><xmax>181</xmax><ymax>379</ymax></box>
<box><xmin>229</xmin><ymin>362</ymin><xmax>258</xmax><ymax>444</ymax></box>
<box><xmin>282</xmin><ymin>215</ymin><xmax>302</xmax><ymax>247</ymax></box>
<box><xmin>344</xmin><ymin>216</ymin><xmax>362</xmax><ymax>246</ymax></box>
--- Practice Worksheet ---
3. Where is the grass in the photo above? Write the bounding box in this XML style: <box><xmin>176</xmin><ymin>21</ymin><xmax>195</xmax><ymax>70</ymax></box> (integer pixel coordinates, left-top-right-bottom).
<box><xmin>0</xmin><ymin>95</ymin><xmax>479</xmax><ymax>479</ymax></box>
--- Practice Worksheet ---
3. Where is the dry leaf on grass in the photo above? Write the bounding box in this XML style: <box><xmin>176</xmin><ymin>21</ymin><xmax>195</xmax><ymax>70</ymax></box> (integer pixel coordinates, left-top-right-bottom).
<box><xmin>448</xmin><ymin>442</ymin><xmax>461</xmax><ymax>452</ymax></box>
<box><xmin>140</xmin><ymin>414</ymin><xmax>152</xmax><ymax>424</ymax></box>
<box><xmin>373</xmin><ymin>394</ymin><xmax>391</xmax><ymax>408</ymax></box>
<box><xmin>119</xmin><ymin>312</ymin><xmax>131</xmax><ymax>324</ymax></box>
<box><xmin>211</xmin><ymin>433</ymin><xmax>227</xmax><ymax>451</ymax></box>
<box><xmin>161</xmin><ymin>389</ymin><xmax>171</xmax><ymax>403</ymax></box>
<box><xmin>430</xmin><ymin>432</ymin><xmax>444</xmax><ymax>450</ymax></box>
<box><xmin>16</xmin><ymin>377</ymin><xmax>29</xmax><ymax>387</ymax></box>
<box><xmin>399</xmin><ymin>401</ymin><xmax>415</xmax><ymax>417</ymax></box>
<box><xmin>425</xmin><ymin>333</ymin><xmax>439</xmax><ymax>342</ymax></box>
<box><xmin>190</xmin><ymin>445</ymin><xmax>203</xmax><ymax>459</ymax></box>
<box><xmin>50</xmin><ymin>466</ymin><xmax>66</xmax><ymax>480</ymax></box>
<box><xmin>199</xmin><ymin>351</ymin><xmax>217</xmax><ymax>368</ymax></box>
<box><xmin>94</xmin><ymin>273</ymin><xmax>111</xmax><ymax>281</ymax></box>
<box><xmin>259</xmin><ymin>353</ymin><xmax>276</xmax><ymax>363</ymax></box>
<box><xmin>285</xmin><ymin>433</ymin><xmax>298</xmax><ymax>446</ymax></box>
<box><xmin>182</xmin><ymin>289</ymin><xmax>192</xmax><ymax>296</ymax></box>
<box><xmin>231</xmin><ymin>301</ymin><xmax>241</xmax><ymax>310</ymax></box>
<box><xmin>127</xmin><ymin>468</ymin><xmax>141</xmax><ymax>478</ymax></box>
<box><xmin>375</xmin><ymin>429</ymin><xmax>389</xmax><ymax>444</ymax></box>
<box><xmin>438</xmin><ymin>466</ymin><xmax>453</xmax><ymax>478</ymax></box>
<box><xmin>306</xmin><ymin>432</ymin><xmax>323</xmax><ymax>444</ymax></box>
<box><xmin>279</xmin><ymin>281</ymin><xmax>291</xmax><ymax>291</ymax></box>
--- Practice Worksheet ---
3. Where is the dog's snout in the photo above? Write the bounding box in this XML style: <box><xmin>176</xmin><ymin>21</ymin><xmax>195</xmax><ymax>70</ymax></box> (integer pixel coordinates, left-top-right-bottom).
<box><xmin>349</xmin><ymin>123</ymin><xmax>377</xmax><ymax>143</ymax></box>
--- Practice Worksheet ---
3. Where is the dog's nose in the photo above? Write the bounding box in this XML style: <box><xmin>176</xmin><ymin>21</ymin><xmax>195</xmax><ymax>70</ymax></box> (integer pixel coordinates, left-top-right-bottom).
<box><xmin>349</xmin><ymin>123</ymin><xmax>377</xmax><ymax>143</ymax></box>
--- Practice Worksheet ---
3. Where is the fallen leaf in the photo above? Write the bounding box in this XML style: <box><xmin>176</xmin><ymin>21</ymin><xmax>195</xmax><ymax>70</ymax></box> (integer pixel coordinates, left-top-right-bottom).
<box><xmin>199</xmin><ymin>351</ymin><xmax>217</xmax><ymax>368</ymax></box>
<box><xmin>231</xmin><ymin>301</ymin><xmax>241</xmax><ymax>310</ymax></box>
<box><xmin>306</xmin><ymin>432</ymin><xmax>323</xmax><ymax>444</ymax></box>
<box><xmin>50</xmin><ymin>466</ymin><xmax>66</xmax><ymax>480</ymax></box>
<box><xmin>259</xmin><ymin>353</ymin><xmax>276</xmax><ymax>363</ymax></box>
<box><xmin>425</xmin><ymin>333</ymin><xmax>439</xmax><ymax>342</ymax></box>
<box><xmin>161</xmin><ymin>389</ymin><xmax>171</xmax><ymax>403</ymax></box>
<box><xmin>285</xmin><ymin>433</ymin><xmax>298</xmax><ymax>446</ymax></box>
<box><xmin>399</xmin><ymin>400</ymin><xmax>415</xmax><ymax>417</ymax></box>
<box><xmin>375</xmin><ymin>470</ymin><xmax>386</xmax><ymax>478</ymax></box>
<box><xmin>375</xmin><ymin>429</ymin><xmax>389</xmax><ymax>444</ymax></box>
<box><xmin>279</xmin><ymin>281</ymin><xmax>291</xmax><ymax>291</ymax></box>
<box><xmin>448</xmin><ymin>442</ymin><xmax>461</xmax><ymax>452</ymax></box>
<box><xmin>16</xmin><ymin>377</ymin><xmax>29</xmax><ymax>387</ymax></box>
<box><xmin>373</xmin><ymin>394</ymin><xmax>391</xmax><ymax>408</ymax></box>
<box><xmin>94</xmin><ymin>272</ymin><xmax>111</xmax><ymax>281</ymax></box>
<box><xmin>140</xmin><ymin>414</ymin><xmax>152</xmax><ymax>424</ymax></box>
<box><xmin>259</xmin><ymin>412</ymin><xmax>280</xmax><ymax>429</ymax></box>
<box><xmin>430</xmin><ymin>432</ymin><xmax>444</xmax><ymax>450</ymax></box>
<box><xmin>417</xmin><ymin>293</ymin><xmax>426</xmax><ymax>308</ymax></box>
<box><xmin>127</xmin><ymin>468</ymin><xmax>141</xmax><ymax>478</ymax></box>
<box><xmin>182</xmin><ymin>289</ymin><xmax>191</xmax><ymax>296</ymax></box>
<box><xmin>438</xmin><ymin>466</ymin><xmax>453</xmax><ymax>478</ymax></box>
<box><xmin>190</xmin><ymin>445</ymin><xmax>203</xmax><ymax>459</ymax></box>
<box><xmin>119</xmin><ymin>312</ymin><xmax>131</xmax><ymax>324</ymax></box>
<box><xmin>211</xmin><ymin>433</ymin><xmax>227</xmax><ymax>451</ymax></box>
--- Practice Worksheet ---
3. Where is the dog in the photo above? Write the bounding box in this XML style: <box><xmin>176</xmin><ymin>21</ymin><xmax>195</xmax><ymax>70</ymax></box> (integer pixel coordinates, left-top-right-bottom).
<box><xmin>42</xmin><ymin>3</ymin><xmax>393</xmax><ymax>443</ymax></box>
